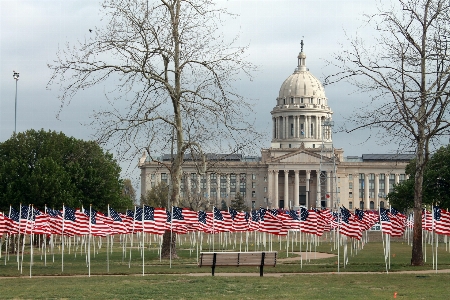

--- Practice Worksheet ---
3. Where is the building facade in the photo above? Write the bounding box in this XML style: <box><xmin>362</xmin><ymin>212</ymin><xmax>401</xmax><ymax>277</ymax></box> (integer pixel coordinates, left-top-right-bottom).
<box><xmin>139</xmin><ymin>49</ymin><xmax>413</xmax><ymax>211</ymax></box>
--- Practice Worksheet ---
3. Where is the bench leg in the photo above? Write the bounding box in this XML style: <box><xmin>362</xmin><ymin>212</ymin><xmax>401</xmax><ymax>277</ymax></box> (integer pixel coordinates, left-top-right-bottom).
<box><xmin>212</xmin><ymin>253</ymin><xmax>216</xmax><ymax>276</ymax></box>
<box><xmin>260</xmin><ymin>252</ymin><xmax>265</xmax><ymax>277</ymax></box>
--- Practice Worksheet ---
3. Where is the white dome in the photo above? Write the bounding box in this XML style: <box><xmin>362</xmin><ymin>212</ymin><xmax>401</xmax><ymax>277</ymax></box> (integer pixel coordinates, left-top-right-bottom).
<box><xmin>278</xmin><ymin>52</ymin><xmax>326</xmax><ymax>99</ymax></box>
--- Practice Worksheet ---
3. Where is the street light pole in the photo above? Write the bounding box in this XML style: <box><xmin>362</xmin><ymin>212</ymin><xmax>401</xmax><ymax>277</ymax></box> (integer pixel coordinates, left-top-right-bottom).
<box><xmin>13</xmin><ymin>71</ymin><xmax>19</xmax><ymax>134</ymax></box>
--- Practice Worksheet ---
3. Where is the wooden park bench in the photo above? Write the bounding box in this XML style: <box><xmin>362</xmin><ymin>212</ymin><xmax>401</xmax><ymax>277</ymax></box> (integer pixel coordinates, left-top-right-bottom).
<box><xmin>198</xmin><ymin>251</ymin><xmax>277</xmax><ymax>276</ymax></box>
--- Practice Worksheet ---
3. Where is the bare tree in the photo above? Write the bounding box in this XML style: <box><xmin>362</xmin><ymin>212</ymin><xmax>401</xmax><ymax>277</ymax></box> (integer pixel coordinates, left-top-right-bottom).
<box><xmin>48</xmin><ymin>0</ymin><xmax>261</xmax><ymax>257</ymax></box>
<box><xmin>325</xmin><ymin>0</ymin><xmax>450</xmax><ymax>265</ymax></box>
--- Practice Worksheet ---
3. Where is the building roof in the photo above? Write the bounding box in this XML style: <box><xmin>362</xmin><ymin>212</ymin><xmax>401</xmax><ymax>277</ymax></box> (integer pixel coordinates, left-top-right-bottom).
<box><xmin>361</xmin><ymin>154</ymin><xmax>415</xmax><ymax>162</ymax></box>
<box><xmin>160</xmin><ymin>153</ymin><xmax>260</xmax><ymax>162</ymax></box>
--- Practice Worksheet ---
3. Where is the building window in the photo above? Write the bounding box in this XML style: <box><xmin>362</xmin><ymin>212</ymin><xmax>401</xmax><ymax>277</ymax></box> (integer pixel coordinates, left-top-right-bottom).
<box><xmin>349</xmin><ymin>202</ymin><xmax>353</xmax><ymax>209</ymax></box>
<box><xmin>301</xmin><ymin>98</ymin><xmax>304</xmax><ymax>103</ymax></box>
<box><xmin>309</xmin><ymin>98</ymin><xmax>313</xmax><ymax>103</ymax></box>
<box><xmin>291</xmin><ymin>124</ymin><xmax>294</xmax><ymax>136</ymax></box>
<box><xmin>252</xmin><ymin>191</ymin><xmax>256</xmax><ymax>198</ymax></box>
<box><xmin>313</xmin><ymin>144</ymin><xmax>315</xmax><ymax>148</ymax></box>
<box><xmin>151</xmin><ymin>182</ymin><xmax>155</xmax><ymax>188</ymax></box>
<box><xmin>400</xmin><ymin>174</ymin><xmax>406</xmax><ymax>183</ymax></box>
<box><xmin>252</xmin><ymin>174</ymin><xmax>256</xmax><ymax>180</ymax></box>
<box><xmin>252</xmin><ymin>182</ymin><xmax>256</xmax><ymax>189</ymax></box>
<box><xmin>318</xmin><ymin>99</ymin><xmax>321</xmax><ymax>104</ymax></box>
<box><xmin>283</xmin><ymin>98</ymin><xmax>286</xmax><ymax>104</ymax></box>
<box><xmin>370</xmin><ymin>201</ymin><xmax>374</xmax><ymax>210</ymax></box>
<box><xmin>264</xmin><ymin>176</ymin><xmax>267</xmax><ymax>182</ymax></box>
<box><xmin>359</xmin><ymin>173</ymin><xmax>365</xmax><ymax>198</ymax></box>
<box><xmin>252</xmin><ymin>201</ymin><xmax>256</xmax><ymax>209</ymax></box>
<box><xmin>349</xmin><ymin>182</ymin><xmax>353</xmax><ymax>189</ymax></box>
<box><xmin>151</xmin><ymin>174</ymin><xmax>155</xmax><ymax>180</ymax></box>
<box><xmin>264</xmin><ymin>187</ymin><xmax>267</xmax><ymax>192</ymax></box>
<box><xmin>360</xmin><ymin>201</ymin><xmax>364</xmax><ymax>209</ymax></box>
<box><xmin>290</xmin><ymin>97</ymin><xmax>294</xmax><ymax>103</ymax></box>
<box><xmin>349</xmin><ymin>174</ymin><xmax>353</xmax><ymax>181</ymax></box>
<box><xmin>161</xmin><ymin>173</ymin><xmax>168</xmax><ymax>183</ymax></box>
<box><xmin>289</xmin><ymin>144</ymin><xmax>291</xmax><ymax>148</ymax></box>
<box><xmin>349</xmin><ymin>192</ymin><xmax>353</xmax><ymax>198</ymax></box>
<box><xmin>310</xmin><ymin>123</ymin><xmax>314</xmax><ymax>136</ymax></box>
<box><xmin>380</xmin><ymin>201</ymin><xmax>385</xmax><ymax>208</ymax></box>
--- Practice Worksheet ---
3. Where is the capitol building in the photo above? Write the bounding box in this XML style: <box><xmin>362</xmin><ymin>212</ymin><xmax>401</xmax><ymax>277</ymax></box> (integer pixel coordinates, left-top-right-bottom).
<box><xmin>139</xmin><ymin>48</ymin><xmax>413</xmax><ymax>211</ymax></box>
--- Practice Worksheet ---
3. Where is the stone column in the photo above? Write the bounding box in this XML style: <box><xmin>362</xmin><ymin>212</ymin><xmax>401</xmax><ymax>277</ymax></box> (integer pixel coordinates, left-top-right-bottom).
<box><xmin>364</xmin><ymin>174</ymin><xmax>370</xmax><ymax>210</ymax></box>
<box><xmin>206</xmin><ymin>173</ymin><xmax>211</xmax><ymax>201</ymax></box>
<box><xmin>226</xmin><ymin>173</ymin><xmax>231</xmax><ymax>202</ymax></box>
<box><xmin>273</xmin><ymin>117</ymin><xmax>276</xmax><ymax>139</ymax></box>
<box><xmin>284</xmin><ymin>116</ymin><xmax>288</xmax><ymax>139</ymax></box>
<box><xmin>187</xmin><ymin>174</ymin><xmax>191</xmax><ymax>196</ymax></box>
<box><xmin>326</xmin><ymin>171</ymin><xmax>331</xmax><ymax>208</ymax></box>
<box><xmin>274</xmin><ymin>170</ymin><xmax>279</xmax><ymax>208</ymax></box>
<box><xmin>305</xmin><ymin>116</ymin><xmax>309</xmax><ymax>138</ymax></box>
<box><xmin>385</xmin><ymin>173</ymin><xmax>390</xmax><ymax>207</ymax></box>
<box><xmin>375</xmin><ymin>173</ymin><xmax>379</xmax><ymax>209</ymax></box>
<box><xmin>294</xmin><ymin>170</ymin><xmax>300</xmax><ymax>208</ymax></box>
<box><xmin>268</xmin><ymin>170</ymin><xmax>273</xmax><ymax>205</ymax></box>
<box><xmin>197</xmin><ymin>174</ymin><xmax>201</xmax><ymax>195</ymax></box>
<box><xmin>316</xmin><ymin>171</ymin><xmax>321</xmax><ymax>208</ymax></box>
<box><xmin>318</xmin><ymin>116</ymin><xmax>322</xmax><ymax>140</ymax></box>
<box><xmin>305</xmin><ymin>170</ymin><xmax>311</xmax><ymax>208</ymax></box>
<box><xmin>284</xmin><ymin>170</ymin><xmax>289</xmax><ymax>209</ymax></box>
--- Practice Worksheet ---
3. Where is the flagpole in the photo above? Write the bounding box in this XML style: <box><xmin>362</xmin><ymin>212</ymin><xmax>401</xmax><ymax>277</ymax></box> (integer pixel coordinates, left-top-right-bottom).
<box><xmin>142</xmin><ymin>204</ymin><xmax>145</xmax><ymax>276</ymax></box>
<box><xmin>61</xmin><ymin>204</ymin><xmax>65</xmax><ymax>272</ymax></box>
<box><xmin>21</xmin><ymin>204</ymin><xmax>31</xmax><ymax>274</ymax></box>
<box><xmin>29</xmin><ymin>205</ymin><xmax>35</xmax><ymax>278</ymax></box>
<box><xmin>107</xmin><ymin>204</ymin><xmax>110</xmax><ymax>273</ymax></box>
<box><xmin>17</xmin><ymin>204</ymin><xmax>21</xmax><ymax>271</ymax></box>
<box><xmin>88</xmin><ymin>205</ymin><xmax>92</xmax><ymax>277</ymax></box>
<box><xmin>170</xmin><ymin>205</ymin><xmax>173</xmax><ymax>269</ymax></box>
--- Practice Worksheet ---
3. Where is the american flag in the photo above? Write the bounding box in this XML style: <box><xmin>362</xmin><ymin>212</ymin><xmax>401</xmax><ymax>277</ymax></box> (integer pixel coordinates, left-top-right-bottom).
<box><xmin>259</xmin><ymin>210</ymin><xmax>282</xmax><ymax>235</ymax></box>
<box><xmin>379</xmin><ymin>208</ymin><xmax>392</xmax><ymax>235</ymax></box>
<box><xmin>248</xmin><ymin>210</ymin><xmax>260</xmax><ymax>231</ymax></box>
<box><xmin>107</xmin><ymin>207</ymin><xmax>128</xmax><ymax>235</ymax></box>
<box><xmin>212</xmin><ymin>207</ymin><xmax>228</xmax><ymax>233</ymax></box>
<box><xmin>389</xmin><ymin>207</ymin><xmax>406</xmax><ymax>237</ymax></box>
<box><xmin>300</xmin><ymin>207</ymin><xmax>317</xmax><ymax>235</ymax></box>
<box><xmin>0</xmin><ymin>213</ymin><xmax>7</xmax><ymax>235</ymax></box>
<box><xmin>231</xmin><ymin>211</ymin><xmax>248</xmax><ymax>232</ymax></box>
<box><xmin>422</xmin><ymin>209</ymin><xmax>433</xmax><ymax>231</ymax></box>
<box><xmin>172</xmin><ymin>206</ymin><xmax>185</xmax><ymax>222</ymax></box>
<box><xmin>339</xmin><ymin>207</ymin><xmax>362</xmax><ymax>240</ymax></box>
<box><xmin>354</xmin><ymin>209</ymin><xmax>372</xmax><ymax>231</ymax></box>
<box><xmin>434</xmin><ymin>207</ymin><xmax>450</xmax><ymax>235</ymax></box>
<box><xmin>198</xmin><ymin>210</ymin><xmax>209</xmax><ymax>232</ymax></box>
<box><xmin>229</xmin><ymin>208</ymin><xmax>238</xmax><ymax>220</ymax></box>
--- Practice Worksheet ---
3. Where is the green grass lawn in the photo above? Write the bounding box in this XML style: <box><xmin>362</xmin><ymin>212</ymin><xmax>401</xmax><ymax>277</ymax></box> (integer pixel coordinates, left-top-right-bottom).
<box><xmin>1</xmin><ymin>232</ymin><xmax>450</xmax><ymax>299</ymax></box>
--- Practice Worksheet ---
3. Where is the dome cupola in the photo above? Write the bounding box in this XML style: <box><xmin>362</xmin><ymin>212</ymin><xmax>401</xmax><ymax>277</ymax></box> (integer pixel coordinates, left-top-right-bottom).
<box><xmin>270</xmin><ymin>41</ymin><xmax>333</xmax><ymax>150</ymax></box>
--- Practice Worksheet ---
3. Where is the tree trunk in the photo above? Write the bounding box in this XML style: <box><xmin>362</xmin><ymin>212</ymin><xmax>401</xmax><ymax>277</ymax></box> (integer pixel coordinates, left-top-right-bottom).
<box><xmin>161</xmin><ymin>230</ymin><xmax>177</xmax><ymax>259</ymax></box>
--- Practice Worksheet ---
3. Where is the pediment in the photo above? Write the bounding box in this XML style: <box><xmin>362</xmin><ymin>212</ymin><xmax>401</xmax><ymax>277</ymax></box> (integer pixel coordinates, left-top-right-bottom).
<box><xmin>271</xmin><ymin>149</ymin><xmax>333</xmax><ymax>164</ymax></box>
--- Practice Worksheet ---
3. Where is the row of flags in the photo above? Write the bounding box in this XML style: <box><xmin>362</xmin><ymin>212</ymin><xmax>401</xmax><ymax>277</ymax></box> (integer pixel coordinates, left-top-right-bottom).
<box><xmin>1</xmin><ymin>205</ymin><xmax>449</xmax><ymax>240</ymax></box>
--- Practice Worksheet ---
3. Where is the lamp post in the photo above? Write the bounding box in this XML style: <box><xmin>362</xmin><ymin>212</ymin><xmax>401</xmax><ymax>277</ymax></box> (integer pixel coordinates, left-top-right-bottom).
<box><xmin>13</xmin><ymin>71</ymin><xmax>19</xmax><ymax>133</ymax></box>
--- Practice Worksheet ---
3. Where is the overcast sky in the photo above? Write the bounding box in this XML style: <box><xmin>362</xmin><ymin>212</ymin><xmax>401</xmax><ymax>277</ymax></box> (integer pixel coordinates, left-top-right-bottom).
<box><xmin>1</xmin><ymin>0</ymin><xmax>397</xmax><ymax>188</ymax></box>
